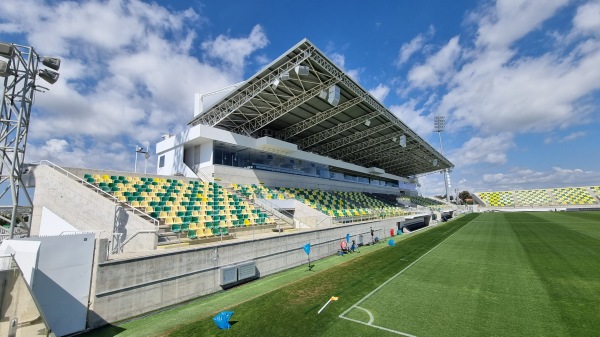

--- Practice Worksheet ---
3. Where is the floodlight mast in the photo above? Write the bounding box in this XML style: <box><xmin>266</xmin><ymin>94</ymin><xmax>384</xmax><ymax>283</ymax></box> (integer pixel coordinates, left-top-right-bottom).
<box><xmin>434</xmin><ymin>115</ymin><xmax>451</xmax><ymax>203</ymax></box>
<box><xmin>0</xmin><ymin>42</ymin><xmax>60</xmax><ymax>239</ymax></box>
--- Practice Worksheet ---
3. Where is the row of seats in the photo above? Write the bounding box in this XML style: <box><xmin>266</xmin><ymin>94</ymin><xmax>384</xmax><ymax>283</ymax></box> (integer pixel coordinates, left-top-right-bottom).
<box><xmin>83</xmin><ymin>174</ymin><xmax>274</xmax><ymax>237</ymax></box>
<box><xmin>478</xmin><ymin>191</ymin><xmax>515</xmax><ymax>207</ymax></box>
<box><xmin>231</xmin><ymin>184</ymin><xmax>407</xmax><ymax>219</ymax></box>
<box><xmin>399</xmin><ymin>196</ymin><xmax>445</xmax><ymax>207</ymax></box>
<box><xmin>476</xmin><ymin>186</ymin><xmax>600</xmax><ymax>207</ymax></box>
<box><xmin>331</xmin><ymin>191</ymin><xmax>406</xmax><ymax>217</ymax></box>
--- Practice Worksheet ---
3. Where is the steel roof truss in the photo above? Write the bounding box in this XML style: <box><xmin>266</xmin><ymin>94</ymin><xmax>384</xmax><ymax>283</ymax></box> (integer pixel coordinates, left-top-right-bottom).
<box><xmin>231</xmin><ymin>77</ymin><xmax>338</xmax><ymax>136</ymax></box>
<box><xmin>278</xmin><ymin>96</ymin><xmax>362</xmax><ymax>140</ymax></box>
<box><xmin>312</xmin><ymin>122</ymin><xmax>392</xmax><ymax>155</ymax></box>
<box><xmin>190</xmin><ymin>46</ymin><xmax>314</xmax><ymax>127</ymax></box>
<box><xmin>299</xmin><ymin>111</ymin><xmax>380</xmax><ymax>150</ymax></box>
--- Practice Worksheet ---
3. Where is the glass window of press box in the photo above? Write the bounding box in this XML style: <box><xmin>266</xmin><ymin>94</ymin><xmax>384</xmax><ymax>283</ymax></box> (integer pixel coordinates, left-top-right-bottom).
<box><xmin>212</xmin><ymin>141</ymin><xmax>398</xmax><ymax>188</ymax></box>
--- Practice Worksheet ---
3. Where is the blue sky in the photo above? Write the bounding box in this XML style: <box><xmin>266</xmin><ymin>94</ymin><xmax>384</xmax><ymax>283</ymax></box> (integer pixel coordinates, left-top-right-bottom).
<box><xmin>1</xmin><ymin>0</ymin><xmax>599</xmax><ymax>196</ymax></box>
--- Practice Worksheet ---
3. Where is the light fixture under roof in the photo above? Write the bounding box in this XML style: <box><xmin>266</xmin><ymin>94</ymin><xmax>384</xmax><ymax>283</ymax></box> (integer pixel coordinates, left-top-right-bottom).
<box><xmin>271</xmin><ymin>78</ymin><xmax>280</xmax><ymax>89</ymax></box>
<box><xmin>280</xmin><ymin>72</ymin><xmax>290</xmax><ymax>81</ymax></box>
<box><xmin>399</xmin><ymin>134</ymin><xmax>406</xmax><ymax>147</ymax></box>
<box><xmin>364</xmin><ymin>119</ymin><xmax>371</xmax><ymax>127</ymax></box>
<box><xmin>432</xmin><ymin>159</ymin><xmax>438</xmax><ymax>167</ymax></box>
<box><xmin>327</xmin><ymin>85</ymin><xmax>340</xmax><ymax>106</ymax></box>
<box><xmin>294</xmin><ymin>65</ymin><xmax>309</xmax><ymax>76</ymax></box>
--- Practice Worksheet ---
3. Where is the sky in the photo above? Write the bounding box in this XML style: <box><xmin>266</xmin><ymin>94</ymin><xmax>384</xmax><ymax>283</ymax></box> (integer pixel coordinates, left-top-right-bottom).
<box><xmin>0</xmin><ymin>0</ymin><xmax>599</xmax><ymax>197</ymax></box>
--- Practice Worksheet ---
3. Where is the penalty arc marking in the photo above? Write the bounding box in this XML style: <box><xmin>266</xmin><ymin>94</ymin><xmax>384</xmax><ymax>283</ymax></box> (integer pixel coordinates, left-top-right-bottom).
<box><xmin>338</xmin><ymin>217</ymin><xmax>476</xmax><ymax>336</ymax></box>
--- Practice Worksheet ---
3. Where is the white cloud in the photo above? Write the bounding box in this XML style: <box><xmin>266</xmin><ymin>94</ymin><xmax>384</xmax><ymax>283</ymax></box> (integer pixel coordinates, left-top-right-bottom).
<box><xmin>475</xmin><ymin>0</ymin><xmax>569</xmax><ymax>49</ymax></box>
<box><xmin>476</xmin><ymin>166</ymin><xmax>600</xmax><ymax>191</ymax></box>
<box><xmin>388</xmin><ymin>100</ymin><xmax>434</xmax><ymax>136</ymax></box>
<box><xmin>448</xmin><ymin>133</ymin><xmax>514</xmax><ymax>166</ymax></box>
<box><xmin>395</xmin><ymin>25</ymin><xmax>435</xmax><ymax>67</ymax></box>
<box><xmin>571</xmin><ymin>0</ymin><xmax>600</xmax><ymax>37</ymax></box>
<box><xmin>201</xmin><ymin>24</ymin><xmax>269</xmax><ymax>74</ymax></box>
<box><xmin>396</xmin><ymin>35</ymin><xmax>424</xmax><ymax>66</ymax></box>
<box><xmin>369</xmin><ymin>84</ymin><xmax>390</xmax><ymax>103</ymax></box>
<box><xmin>407</xmin><ymin>36</ymin><xmax>461</xmax><ymax>89</ymax></box>
<box><xmin>329</xmin><ymin>52</ymin><xmax>362</xmax><ymax>83</ymax></box>
<box><xmin>0</xmin><ymin>0</ymin><xmax>269</xmax><ymax>170</ymax></box>
<box><xmin>546</xmin><ymin>130</ymin><xmax>587</xmax><ymax>143</ymax></box>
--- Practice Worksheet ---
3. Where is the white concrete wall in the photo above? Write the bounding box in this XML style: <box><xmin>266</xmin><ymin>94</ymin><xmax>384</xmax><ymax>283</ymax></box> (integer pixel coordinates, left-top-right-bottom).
<box><xmin>30</xmin><ymin>165</ymin><xmax>156</xmax><ymax>252</ymax></box>
<box><xmin>89</xmin><ymin>217</ymin><xmax>405</xmax><ymax>326</ymax></box>
<box><xmin>199</xmin><ymin>141</ymin><xmax>213</xmax><ymax>168</ymax></box>
<box><xmin>154</xmin><ymin>124</ymin><xmax>412</xmax><ymax>185</ymax></box>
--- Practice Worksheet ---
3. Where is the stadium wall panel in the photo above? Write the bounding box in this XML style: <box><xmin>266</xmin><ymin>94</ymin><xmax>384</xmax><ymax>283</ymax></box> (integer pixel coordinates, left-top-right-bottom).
<box><xmin>88</xmin><ymin>216</ymin><xmax>406</xmax><ymax>326</ymax></box>
<box><xmin>30</xmin><ymin>165</ymin><xmax>156</xmax><ymax>252</ymax></box>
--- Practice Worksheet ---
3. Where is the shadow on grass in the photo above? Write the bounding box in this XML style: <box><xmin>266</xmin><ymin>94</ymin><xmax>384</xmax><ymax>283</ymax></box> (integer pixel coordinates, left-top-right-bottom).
<box><xmin>82</xmin><ymin>324</ymin><xmax>126</xmax><ymax>336</ymax></box>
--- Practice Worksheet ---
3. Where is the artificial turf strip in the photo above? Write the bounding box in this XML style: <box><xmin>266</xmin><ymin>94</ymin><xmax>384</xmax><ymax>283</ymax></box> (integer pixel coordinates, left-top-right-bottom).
<box><xmin>83</xmin><ymin>216</ymin><xmax>442</xmax><ymax>337</ymax></box>
<box><xmin>167</xmin><ymin>214</ymin><xmax>477</xmax><ymax>337</ymax></box>
<box><xmin>342</xmin><ymin>211</ymin><xmax>600</xmax><ymax>336</ymax></box>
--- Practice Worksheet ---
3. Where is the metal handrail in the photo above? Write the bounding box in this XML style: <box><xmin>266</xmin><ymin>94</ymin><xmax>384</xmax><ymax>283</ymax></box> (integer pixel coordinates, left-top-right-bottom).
<box><xmin>35</xmin><ymin>160</ymin><xmax>160</xmax><ymax>229</ymax></box>
<box><xmin>251</xmin><ymin>193</ymin><xmax>296</xmax><ymax>225</ymax></box>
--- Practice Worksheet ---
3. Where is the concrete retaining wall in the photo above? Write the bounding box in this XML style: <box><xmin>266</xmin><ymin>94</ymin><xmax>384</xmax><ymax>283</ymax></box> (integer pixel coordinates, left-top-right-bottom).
<box><xmin>30</xmin><ymin>165</ymin><xmax>156</xmax><ymax>252</ymax></box>
<box><xmin>89</xmin><ymin>216</ymin><xmax>406</xmax><ymax>326</ymax></box>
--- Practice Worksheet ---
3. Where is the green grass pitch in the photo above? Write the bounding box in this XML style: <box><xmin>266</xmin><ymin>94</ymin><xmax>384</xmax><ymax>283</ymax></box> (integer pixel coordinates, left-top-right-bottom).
<box><xmin>87</xmin><ymin>212</ymin><xmax>600</xmax><ymax>336</ymax></box>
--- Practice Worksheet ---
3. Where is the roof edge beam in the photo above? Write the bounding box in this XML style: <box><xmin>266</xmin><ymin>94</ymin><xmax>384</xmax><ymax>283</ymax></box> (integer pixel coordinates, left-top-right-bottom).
<box><xmin>190</xmin><ymin>45</ymin><xmax>315</xmax><ymax>127</ymax></box>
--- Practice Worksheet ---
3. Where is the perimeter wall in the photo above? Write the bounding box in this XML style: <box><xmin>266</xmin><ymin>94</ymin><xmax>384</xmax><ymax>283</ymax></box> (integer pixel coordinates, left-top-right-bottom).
<box><xmin>88</xmin><ymin>215</ymin><xmax>414</xmax><ymax>327</ymax></box>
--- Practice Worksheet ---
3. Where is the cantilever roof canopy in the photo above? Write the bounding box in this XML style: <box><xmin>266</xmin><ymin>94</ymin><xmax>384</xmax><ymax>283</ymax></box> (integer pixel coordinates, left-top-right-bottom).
<box><xmin>189</xmin><ymin>39</ymin><xmax>453</xmax><ymax>178</ymax></box>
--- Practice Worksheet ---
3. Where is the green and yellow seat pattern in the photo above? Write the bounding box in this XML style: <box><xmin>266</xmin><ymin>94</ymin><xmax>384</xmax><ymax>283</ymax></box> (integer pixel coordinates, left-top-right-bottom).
<box><xmin>478</xmin><ymin>191</ymin><xmax>514</xmax><ymax>207</ymax></box>
<box><xmin>516</xmin><ymin>189</ymin><xmax>551</xmax><ymax>206</ymax></box>
<box><xmin>83</xmin><ymin>174</ymin><xmax>273</xmax><ymax>239</ymax></box>
<box><xmin>552</xmin><ymin>187</ymin><xmax>596</xmax><ymax>205</ymax></box>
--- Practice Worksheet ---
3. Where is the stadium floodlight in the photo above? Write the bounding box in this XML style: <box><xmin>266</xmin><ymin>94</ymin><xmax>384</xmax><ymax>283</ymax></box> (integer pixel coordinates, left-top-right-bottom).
<box><xmin>392</xmin><ymin>137</ymin><xmax>397</xmax><ymax>142</ymax></box>
<box><xmin>42</xmin><ymin>56</ymin><xmax>61</xmax><ymax>71</ymax></box>
<box><xmin>294</xmin><ymin>65</ymin><xmax>309</xmax><ymax>76</ymax></box>
<box><xmin>0</xmin><ymin>42</ymin><xmax>14</xmax><ymax>58</ymax></box>
<box><xmin>39</xmin><ymin>69</ymin><xmax>59</xmax><ymax>84</ymax></box>
<box><xmin>1</xmin><ymin>41</ymin><xmax>60</xmax><ymax>240</ymax></box>
<box><xmin>434</xmin><ymin>115</ymin><xmax>445</xmax><ymax>133</ymax></box>
<box><xmin>399</xmin><ymin>134</ymin><xmax>407</xmax><ymax>147</ymax></box>
<box><xmin>364</xmin><ymin>119</ymin><xmax>371</xmax><ymax>127</ymax></box>
<box><xmin>280</xmin><ymin>72</ymin><xmax>290</xmax><ymax>81</ymax></box>
<box><xmin>319</xmin><ymin>90</ymin><xmax>327</xmax><ymax>99</ymax></box>
<box><xmin>433</xmin><ymin>159</ymin><xmax>438</xmax><ymax>167</ymax></box>
<box><xmin>433</xmin><ymin>115</ymin><xmax>450</xmax><ymax>202</ymax></box>
<box><xmin>0</xmin><ymin>60</ymin><xmax>8</xmax><ymax>77</ymax></box>
<box><xmin>134</xmin><ymin>146</ymin><xmax>148</xmax><ymax>173</ymax></box>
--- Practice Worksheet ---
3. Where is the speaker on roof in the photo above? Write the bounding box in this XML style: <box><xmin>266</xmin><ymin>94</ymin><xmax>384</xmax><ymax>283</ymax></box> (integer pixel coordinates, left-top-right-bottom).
<box><xmin>328</xmin><ymin>85</ymin><xmax>340</xmax><ymax>106</ymax></box>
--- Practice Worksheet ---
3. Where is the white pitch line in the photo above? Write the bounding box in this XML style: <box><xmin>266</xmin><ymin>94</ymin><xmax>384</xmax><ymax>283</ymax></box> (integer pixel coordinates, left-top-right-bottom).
<box><xmin>339</xmin><ymin>316</ymin><xmax>417</xmax><ymax>337</ymax></box>
<box><xmin>355</xmin><ymin>306</ymin><xmax>374</xmax><ymax>325</ymax></box>
<box><xmin>339</xmin><ymin>217</ymin><xmax>475</xmax><ymax>330</ymax></box>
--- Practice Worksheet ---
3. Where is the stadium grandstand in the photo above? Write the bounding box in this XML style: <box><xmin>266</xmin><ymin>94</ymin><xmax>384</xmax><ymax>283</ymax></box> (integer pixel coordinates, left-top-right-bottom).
<box><xmin>473</xmin><ymin>185</ymin><xmax>600</xmax><ymax>210</ymax></box>
<box><xmin>0</xmin><ymin>39</ymin><xmax>455</xmax><ymax>336</ymax></box>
